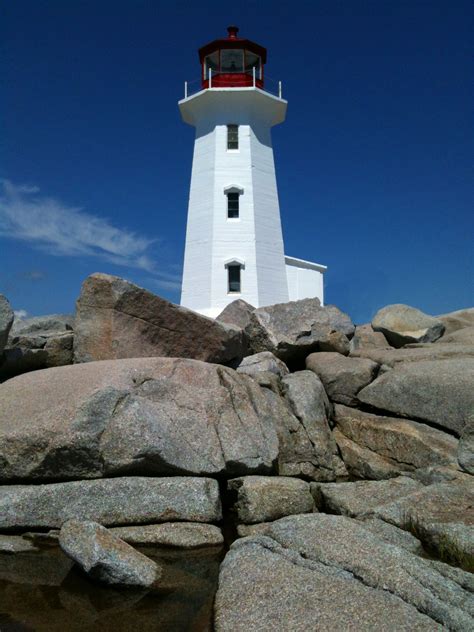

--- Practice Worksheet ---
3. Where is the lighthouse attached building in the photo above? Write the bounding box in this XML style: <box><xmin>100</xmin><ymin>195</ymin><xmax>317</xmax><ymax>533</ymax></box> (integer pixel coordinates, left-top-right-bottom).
<box><xmin>179</xmin><ymin>27</ymin><xmax>326</xmax><ymax>318</ymax></box>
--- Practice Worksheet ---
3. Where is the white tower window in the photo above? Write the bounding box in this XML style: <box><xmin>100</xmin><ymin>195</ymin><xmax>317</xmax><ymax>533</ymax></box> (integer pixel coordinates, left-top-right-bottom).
<box><xmin>227</xmin><ymin>124</ymin><xmax>239</xmax><ymax>150</ymax></box>
<box><xmin>227</xmin><ymin>265</ymin><xmax>241</xmax><ymax>293</ymax></box>
<box><xmin>225</xmin><ymin>259</ymin><xmax>245</xmax><ymax>294</ymax></box>
<box><xmin>224</xmin><ymin>185</ymin><xmax>244</xmax><ymax>219</ymax></box>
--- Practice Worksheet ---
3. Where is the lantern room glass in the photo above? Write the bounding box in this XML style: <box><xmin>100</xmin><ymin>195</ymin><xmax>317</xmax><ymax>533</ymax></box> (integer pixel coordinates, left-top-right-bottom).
<box><xmin>220</xmin><ymin>49</ymin><xmax>244</xmax><ymax>73</ymax></box>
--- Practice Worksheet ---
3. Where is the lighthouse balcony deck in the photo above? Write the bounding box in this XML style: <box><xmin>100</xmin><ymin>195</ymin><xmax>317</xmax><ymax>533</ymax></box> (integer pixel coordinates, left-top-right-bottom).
<box><xmin>183</xmin><ymin>70</ymin><xmax>283</xmax><ymax>100</ymax></box>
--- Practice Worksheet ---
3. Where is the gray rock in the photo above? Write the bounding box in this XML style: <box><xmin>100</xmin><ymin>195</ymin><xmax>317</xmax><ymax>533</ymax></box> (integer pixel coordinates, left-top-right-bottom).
<box><xmin>59</xmin><ymin>520</ymin><xmax>160</xmax><ymax>587</ymax></box>
<box><xmin>311</xmin><ymin>476</ymin><xmax>423</xmax><ymax>517</ymax></box>
<box><xmin>306</xmin><ymin>352</ymin><xmax>378</xmax><ymax>406</ymax></box>
<box><xmin>357</xmin><ymin>359</ymin><xmax>474</xmax><ymax>435</ymax></box>
<box><xmin>371</xmin><ymin>481</ymin><xmax>474</xmax><ymax>571</ymax></box>
<box><xmin>10</xmin><ymin>314</ymin><xmax>74</xmax><ymax>337</ymax></box>
<box><xmin>278</xmin><ymin>370</ymin><xmax>342</xmax><ymax>481</ymax></box>
<box><xmin>109</xmin><ymin>523</ymin><xmax>223</xmax><ymax>548</ymax></box>
<box><xmin>0</xmin><ymin>535</ymin><xmax>38</xmax><ymax>553</ymax></box>
<box><xmin>458</xmin><ymin>416</ymin><xmax>474</xmax><ymax>474</ymax></box>
<box><xmin>350</xmin><ymin>343</ymin><xmax>474</xmax><ymax>366</ymax></box>
<box><xmin>0</xmin><ymin>477</ymin><xmax>222</xmax><ymax>529</ymax></box>
<box><xmin>0</xmin><ymin>357</ymin><xmax>279</xmax><ymax>481</ymax></box>
<box><xmin>74</xmin><ymin>273</ymin><xmax>246</xmax><ymax>365</ymax></box>
<box><xmin>372</xmin><ymin>304</ymin><xmax>445</xmax><ymax>347</ymax></box>
<box><xmin>334</xmin><ymin>404</ymin><xmax>459</xmax><ymax>479</ymax></box>
<box><xmin>357</xmin><ymin>518</ymin><xmax>423</xmax><ymax>554</ymax></box>
<box><xmin>0</xmin><ymin>332</ymin><xmax>74</xmax><ymax>380</ymax></box>
<box><xmin>316</xmin><ymin>330</ymin><xmax>350</xmax><ymax>355</ymax></box>
<box><xmin>349</xmin><ymin>324</ymin><xmax>392</xmax><ymax>353</ymax></box>
<box><xmin>228</xmin><ymin>476</ymin><xmax>314</xmax><ymax>524</ymax></box>
<box><xmin>437</xmin><ymin>307</ymin><xmax>474</xmax><ymax>335</ymax></box>
<box><xmin>236</xmin><ymin>523</ymin><xmax>273</xmax><ymax>538</ymax></box>
<box><xmin>236</xmin><ymin>351</ymin><xmax>289</xmax><ymax>379</ymax></box>
<box><xmin>0</xmin><ymin>294</ymin><xmax>14</xmax><ymax>354</ymax></box>
<box><xmin>437</xmin><ymin>326</ymin><xmax>474</xmax><ymax>345</ymax></box>
<box><xmin>215</xmin><ymin>513</ymin><xmax>473</xmax><ymax>631</ymax></box>
<box><xmin>216</xmin><ymin>299</ymin><xmax>255</xmax><ymax>330</ymax></box>
<box><xmin>245</xmin><ymin>298</ymin><xmax>354</xmax><ymax>364</ymax></box>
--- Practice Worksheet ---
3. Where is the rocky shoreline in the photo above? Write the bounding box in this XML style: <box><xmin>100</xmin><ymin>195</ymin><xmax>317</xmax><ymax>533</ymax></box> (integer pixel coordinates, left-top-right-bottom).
<box><xmin>0</xmin><ymin>273</ymin><xmax>473</xmax><ymax>630</ymax></box>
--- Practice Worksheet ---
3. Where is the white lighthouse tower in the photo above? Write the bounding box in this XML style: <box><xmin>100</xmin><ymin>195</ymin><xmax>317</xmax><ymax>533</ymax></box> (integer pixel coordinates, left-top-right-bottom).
<box><xmin>180</xmin><ymin>26</ymin><xmax>326</xmax><ymax>318</ymax></box>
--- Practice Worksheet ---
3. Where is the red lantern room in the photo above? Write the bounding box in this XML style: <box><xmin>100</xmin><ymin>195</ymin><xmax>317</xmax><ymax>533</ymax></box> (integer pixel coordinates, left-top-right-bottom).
<box><xmin>199</xmin><ymin>26</ymin><xmax>267</xmax><ymax>90</ymax></box>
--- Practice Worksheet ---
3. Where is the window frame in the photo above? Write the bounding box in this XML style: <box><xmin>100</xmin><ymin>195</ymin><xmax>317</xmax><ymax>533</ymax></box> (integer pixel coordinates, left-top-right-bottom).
<box><xmin>227</xmin><ymin>124</ymin><xmax>239</xmax><ymax>150</ymax></box>
<box><xmin>227</xmin><ymin>264</ymin><xmax>242</xmax><ymax>294</ymax></box>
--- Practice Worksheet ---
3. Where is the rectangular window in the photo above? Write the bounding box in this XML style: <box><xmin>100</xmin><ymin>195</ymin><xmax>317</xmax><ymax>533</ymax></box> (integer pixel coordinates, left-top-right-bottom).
<box><xmin>227</xmin><ymin>192</ymin><xmax>239</xmax><ymax>218</ymax></box>
<box><xmin>227</xmin><ymin>124</ymin><xmax>238</xmax><ymax>150</ymax></box>
<box><xmin>228</xmin><ymin>265</ymin><xmax>241</xmax><ymax>293</ymax></box>
<box><xmin>221</xmin><ymin>49</ymin><xmax>244</xmax><ymax>73</ymax></box>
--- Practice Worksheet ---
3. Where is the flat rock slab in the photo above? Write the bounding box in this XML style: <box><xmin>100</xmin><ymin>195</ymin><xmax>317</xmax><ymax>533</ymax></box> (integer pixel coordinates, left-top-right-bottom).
<box><xmin>109</xmin><ymin>523</ymin><xmax>224</xmax><ymax>548</ymax></box>
<box><xmin>59</xmin><ymin>520</ymin><xmax>160</xmax><ymax>587</ymax></box>
<box><xmin>306</xmin><ymin>352</ymin><xmax>378</xmax><ymax>406</ymax></box>
<box><xmin>0</xmin><ymin>535</ymin><xmax>39</xmax><ymax>553</ymax></box>
<box><xmin>438</xmin><ymin>307</ymin><xmax>474</xmax><ymax>335</ymax></box>
<box><xmin>350</xmin><ymin>343</ymin><xmax>474</xmax><ymax>366</ymax></box>
<box><xmin>0</xmin><ymin>357</ymin><xmax>279</xmax><ymax>481</ymax></box>
<box><xmin>334</xmin><ymin>404</ymin><xmax>459</xmax><ymax>479</ymax></box>
<box><xmin>311</xmin><ymin>477</ymin><xmax>423</xmax><ymax>517</ymax></box>
<box><xmin>74</xmin><ymin>273</ymin><xmax>246</xmax><ymax>365</ymax></box>
<box><xmin>228</xmin><ymin>476</ymin><xmax>314</xmax><ymax>524</ymax></box>
<box><xmin>372</xmin><ymin>304</ymin><xmax>445</xmax><ymax>347</ymax></box>
<box><xmin>0</xmin><ymin>477</ymin><xmax>222</xmax><ymax>529</ymax></box>
<box><xmin>215</xmin><ymin>514</ymin><xmax>473</xmax><ymax>631</ymax></box>
<box><xmin>437</xmin><ymin>326</ymin><xmax>474</xmax><ymax>345</ymax></box>
<box><xmin>357</xmin><ymin>358</ymin><xmax>474</xmax><ymax>435</ymax></box>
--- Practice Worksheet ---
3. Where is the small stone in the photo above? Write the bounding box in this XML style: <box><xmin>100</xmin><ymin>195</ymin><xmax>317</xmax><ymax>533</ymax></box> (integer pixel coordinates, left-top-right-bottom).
<box><xmin>0</xmin><ymin>535</ymin><xmax>39</xmax><ymax>553</ymax></box>
<box><xmin>372</xmin><ymin>303</ymin><xmax>445</xmax><ymax>347</ymax></box>
<box><xmin>59</xmin><ymin>520</ymin><xmax>161</xmax><ymax>587</ymax></box>
<box><xmin>109</xmin><ymin>523</ymin><xmax>224</xmax><ymax>549</ymax></box>
<box><xmin>236</xmin><ymin>351</ymin><xmax>289</xmax><ymax>379</ymax></box>
<box><xmin>228</xmin><ymin>476</ymin><xmax>314</xmax><ymax>524</ymax></box>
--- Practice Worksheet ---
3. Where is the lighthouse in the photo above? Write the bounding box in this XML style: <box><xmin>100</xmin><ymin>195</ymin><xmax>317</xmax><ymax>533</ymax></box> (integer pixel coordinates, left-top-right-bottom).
<box><xmin>179</xmin><ymin>26</ymin><xmax>326</xmax><ymax>318</ymax></box>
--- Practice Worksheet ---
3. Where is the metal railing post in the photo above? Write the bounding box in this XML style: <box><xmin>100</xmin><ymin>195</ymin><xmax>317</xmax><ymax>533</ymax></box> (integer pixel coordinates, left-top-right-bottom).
<box><xmin>209</xmin><ymin>69</ymin><xmax>212</xmax><ymax>88</ymax></box>
<box><xmin>184</xmin><ymin>81</ymin><xmax>188</xmax><ymax>98</ymax></box>
<box><xmin>278</xmin><ymin>81</ymin><xmax>282</xmax><ymax>99</ymax></box>
<box><xmin>253</xmin><ymin>67</ymin><xmax>256</xmax><ymax>87</ymax></box>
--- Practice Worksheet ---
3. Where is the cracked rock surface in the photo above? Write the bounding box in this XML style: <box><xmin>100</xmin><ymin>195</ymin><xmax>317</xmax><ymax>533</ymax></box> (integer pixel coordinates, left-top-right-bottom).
<box><xmin>0</xmin><ymin>357</ymin><xmax>279</xmax><ymax>480</ymax></box>
<box><xmin>215</xmin><ymin>514</ymin><xmax>474</xmax><ymax>631</ymax></box>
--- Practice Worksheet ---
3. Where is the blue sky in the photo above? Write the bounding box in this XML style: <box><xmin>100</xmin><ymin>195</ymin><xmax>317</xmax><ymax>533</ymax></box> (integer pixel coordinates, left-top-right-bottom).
<box><xmin>2</xmin><ymin>0</ymin><xmax>473</xmax><ymax>324</ymax></box>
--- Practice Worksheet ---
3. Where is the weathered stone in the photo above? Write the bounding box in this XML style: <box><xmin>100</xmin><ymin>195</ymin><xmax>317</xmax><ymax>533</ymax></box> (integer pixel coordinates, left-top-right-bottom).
<box><xmin>215</xmin><ymin>514</ymin><xmax>473</xmax><ymax>631</ymax></box>
<box><xmin>316</xmin><ymin>330</ymin><xmax>350</xmax><ymax>355</ymax></box>
<box><xmin>372</xmin><ymin>304</ymin><xmax>445</xmax><ymax>347</ymax></box>
<box><xmin>74</xmin><ymin>273</ymin><xmax>246</xmax><ymax>365</ymax></box>
<box><xmin>59</xmin><ymin>520</ymin><xmax>160</xmax><ymax>587</ymax></box>
<box><xmin>437</xmin><ymin>307</ymin><xmax>474</xmax><ymax>335</ymax></box>
<box><xmin>349</xmin><ymin>324</ymin><xmax>392</xmax><ymax>353</ymax></box>
<box><xmin>334</xmin><ymin>428</ymin><xmax>408</xmax><ymax>480</ymax></box>
<box><xmin>0</xmin><ymin>535</ymin><xmax>38</xmax><ymax>553</ymax></box>
<box><xmin>351</xmin><ymin>343</ymin><xmax>474</xmax><ymax>366</ymax></box>
<box><xmin>10</xmin><ymin>314</ymin><xmax>74</xmax><ymax>337</ymax></box>
<box><xmin>236</xmin><ymin>351</ymin><xmax>289</xmax><ymax>379</ymax></box>
<box><xmin>334</xmin><ymin>405</ymin><xmax>459</xmax><ymax>479</ymax></box>
<box><xmin>357</xmin><ymin>518</ymin><xmax>423</xmax><ymax>554</ymax></box>
<box><xmin>269</xmin><ymin>371</ymin><xmax>341</xmax><ymax>481</ymax></box>
<box><xmin>437</xmin><ymin>326</ymin><xmax>474</xmax><ymax>345</ymax></box>
<box><xmin>0</xmin><ymin>333</ymin><xmax>74</xmax><ymax>380</ymax></box>
<box><xmin>236</xmin><ymin>523</ymin><xmax>273</xmax><ymax>538</ymax></box>
<box><xmin>228</xmin><ymin>476</ymin><xmax>314</xmax><ymax>524</ymax></box>
<box><xmin>0</xmin><ymin>477</ymin><xmax>222</xmax><ymax>529</ymax></box>
<box><xmin>0</xmin><ymin>294</ymin><xmax>14</xmax><ymax>354</ymax></box>
<box><xmin>109</xmin><ymin>523</ymin><xmax>224</xmax><ymax>548</ymax></box>
<box><xmin>372</xmin><ymin>481</ymin><xmax>474</xmax><ymax>572</ymax></box>
<box><xmin>0</xmin><ymin>357</ymin><xmax>279</xmax><ymax>481</ymax></box>
<box><xmin>216</xmin><ymin>299</ymin><xmax>255</xmax><ymax>330</ymax></box>
<box><xmin>306</xmin><ymin>352</ymin><xmax>378</xmax><ymax>406</ymax></box>
<box><xmin>358</xmin><ymin>359</ymin><xmax>474</xmax><ymax>435</ymax></box>
<box><xmin>245</xmin><ymin>297</ymin><xmax>354</xmax><ymax>364</ymax></box>
<box><xmin>410</xmin><ymin>465</ymin><xmax>472</xmax><ymax>486</ymax></box>
<box><xmin>311</xmin><ymin>476</ymin><xmax>423</xmax><ymax>517</ymax></box>
<box><xmin>458</xmin><ymin>416</ymin><xmax>474</xmax><ymax>474</ymax></box>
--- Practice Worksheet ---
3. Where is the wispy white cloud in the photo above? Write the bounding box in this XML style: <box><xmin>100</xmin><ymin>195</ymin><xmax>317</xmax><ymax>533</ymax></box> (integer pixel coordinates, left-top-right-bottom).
<box><xmin>0</xmin><ymin>180</ymin><xmax>182</xmax><ymax>291</ymax></box>
<box><xmin>13</xmin><ymin>309</ymin><xmax>28</xmax><ymax>320</ymax></box>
